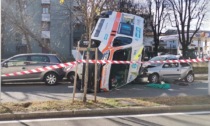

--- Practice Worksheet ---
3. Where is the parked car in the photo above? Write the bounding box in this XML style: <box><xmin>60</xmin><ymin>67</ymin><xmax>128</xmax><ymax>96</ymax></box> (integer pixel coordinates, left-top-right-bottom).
<box><xmin>63</xmin><ymin>50</ymin><xmax>83</xmax><ymax>84</ymax></box>
<box><xmin>142</xmin><ymin>55</ymin><xmax>194</xmax><ymax>83</ymax></box>
<box><xmin>64</xmin><ymin>64</ymin><xmax>83</xmax><ymax>84</ymax></box>
<box><xmin>1</xmin><ymin>53</ymin><xmax>65</xmax><ymax>85</ymax></box>
<box><xmin>143</xmin><ymin>54</ymin><xmax>181</xmax><ymax>68</ymax></box>
<box><xmin>64</xmin><ymin>51</ymin><xmax>102</xmax><ymax>92</ymax></box>
<box><xmin>197</xmin><ymin>54</ymin><xmax>210</xmax><ymax>59</ymax></box>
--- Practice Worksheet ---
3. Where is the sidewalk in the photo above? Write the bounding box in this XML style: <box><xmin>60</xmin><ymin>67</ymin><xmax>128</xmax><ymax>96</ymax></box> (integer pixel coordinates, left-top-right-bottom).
<box><xmin>194</xmin><ymin>74</ymin><xmax>208</xmax><ymax>80</ymax></box>
<box><xmin>0</xmin><ymin>104</ymin><xmax>210</xmax><ymax>120</ymax></box>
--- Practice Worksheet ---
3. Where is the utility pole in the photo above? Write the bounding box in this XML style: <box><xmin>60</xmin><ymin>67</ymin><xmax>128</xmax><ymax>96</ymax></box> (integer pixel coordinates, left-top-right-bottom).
<box><xmin>69</xmin><ymin>0</ymin><xmax>73</xmax><ymax>58</ymax></box>
<box><xmin>0</xmin><ymin>0</ymin><xmax>2</xmax><ymax>103</ymax></box>
<box><xmin>208</xmin><ymin>60</ymin><xmax>210</xmax><ymax>95</ymax></box>
<box><xmin>198</xmin><ymin>37</ymin><xmax>200</xmax><ymax>58</ymax></box>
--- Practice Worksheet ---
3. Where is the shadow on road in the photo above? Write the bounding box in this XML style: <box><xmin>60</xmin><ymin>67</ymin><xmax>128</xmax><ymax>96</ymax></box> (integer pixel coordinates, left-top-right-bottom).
<box><xmin>1</xmin><ymin>80</ymin><xmax>208</xmax><ymax>103</ymax></box>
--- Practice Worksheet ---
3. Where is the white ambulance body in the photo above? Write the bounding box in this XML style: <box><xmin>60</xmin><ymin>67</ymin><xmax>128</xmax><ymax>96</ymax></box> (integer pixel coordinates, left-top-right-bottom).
<box><xmin>91</xmin><ymin>11</ymin><xmax>144</xmax><ymax>91</ymax></box>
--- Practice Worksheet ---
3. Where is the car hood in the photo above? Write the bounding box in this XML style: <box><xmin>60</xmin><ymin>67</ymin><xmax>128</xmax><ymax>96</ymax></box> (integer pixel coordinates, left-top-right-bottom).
<box><xmin>143</xmin><ymin>62</ymin><xmax>162</xmax><ymax>68</ymax></box>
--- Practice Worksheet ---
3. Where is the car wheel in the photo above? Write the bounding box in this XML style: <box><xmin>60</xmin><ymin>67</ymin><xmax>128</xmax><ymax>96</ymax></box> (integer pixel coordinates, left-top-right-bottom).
<box><xmin>148</xmin><ymin>73</ymin><xmax>160</xmax><ymax>83</ymax></box>
<box><xmin>67</xmin><ymin>72</ymin><xmax>75</xmax><ymax>84</ymax></box>
<box><xmin>185</xmin><ymin>73</ymin><xmax>194</xmax><ymax>83</ymax></box>
<box><xmin>44</xmin><ymin>72</ymin><xmax>58</xmax><ymax>85</ymax></box>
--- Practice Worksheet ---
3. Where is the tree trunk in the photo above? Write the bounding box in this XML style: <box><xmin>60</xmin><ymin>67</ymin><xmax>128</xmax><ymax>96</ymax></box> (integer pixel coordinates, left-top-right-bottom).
<box><xmin>182</xmin><ymin>44</ymin><xmax>187</xmax><ymax>59</ymax></box>
<box><xmin>83</xmin><ymin>47</ymin><xmax>89</xmax><ymax>103</ymax></box>
<box><xmin>24</xmin><ymin>33</ymin><xmax>32</xmax><ymax>53</ymax></box>
<box><xmin>153</xmin><ymin>37</ymin><xmax>159</xmax><ymax>56</ymax></box>
<box><xmin>83</xmin><ymin>20</ymin><xmax>92</xmax><ymax>103</ymax></box>
<box><xmin>154</xmin><ymin>44</ymin><xmax>158</xmax><ymax>56</ymax></box>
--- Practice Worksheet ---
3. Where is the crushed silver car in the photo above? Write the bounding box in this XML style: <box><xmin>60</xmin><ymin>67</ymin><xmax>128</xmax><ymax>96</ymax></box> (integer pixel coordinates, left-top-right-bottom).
<box><xmin>142</xmin><ymin>55</ymin><xmax>194</xmax><ymax>83</ymax></box>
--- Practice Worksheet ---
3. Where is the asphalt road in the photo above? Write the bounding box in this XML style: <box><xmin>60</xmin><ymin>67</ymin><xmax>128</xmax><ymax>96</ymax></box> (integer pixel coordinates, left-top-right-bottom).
<box><xmin>0</xmin><ymin>111</ymin><xmax>210</xmax><ymax>126</ymax></box>
<box><xmin>0</xmin><ymin>80</ymin><xmax>209</xmax><ymax>103</ymax></box>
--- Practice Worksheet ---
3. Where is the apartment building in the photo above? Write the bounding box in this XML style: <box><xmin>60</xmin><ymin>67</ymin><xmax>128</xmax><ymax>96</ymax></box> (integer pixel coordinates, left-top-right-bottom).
<box><xmin>2</xmin><ymin>0</ymin><xmax>84</xmax><ymax>60</ymax></box>
<box><xmin>41</xmin><ymin>0</ymin><xmax>51</xmax><ymax>53</ymax></box>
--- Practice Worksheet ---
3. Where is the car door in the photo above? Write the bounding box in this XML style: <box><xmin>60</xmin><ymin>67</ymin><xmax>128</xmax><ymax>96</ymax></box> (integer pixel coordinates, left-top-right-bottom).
<box><xmin>180</xmin><ymin>63</ymin><xmax>192</xmax><ymax>79</ymax></box>
<box><xmin>2</xmin><ymin>56</ymin><xmax>28</xmax><ymax>81</ymax></box>
<box><xmin>160</xmin><ymin>63</ymin><xmax>181</xmax><ymax>79</ymax></box>
<box><xmin>109</xmin><ymin>48</ymin><xmax>131</xmax><ymax>89</ymax></box>
<box><xmin>26</xmin><ymin>55</ymin><xmax>50</xmax><ymax>80</ymax></box>
<box><xmin>100</xmin><ymin>37</ymin><xmax>133</xmax><ymax>90</ymax></box>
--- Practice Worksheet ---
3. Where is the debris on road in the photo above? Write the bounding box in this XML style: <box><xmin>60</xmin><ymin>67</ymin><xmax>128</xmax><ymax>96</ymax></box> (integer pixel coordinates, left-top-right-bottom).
<box><xmin>146</xmin><ymin>83</ymin><xmax>171</xmax><ymax>89</ymax></box>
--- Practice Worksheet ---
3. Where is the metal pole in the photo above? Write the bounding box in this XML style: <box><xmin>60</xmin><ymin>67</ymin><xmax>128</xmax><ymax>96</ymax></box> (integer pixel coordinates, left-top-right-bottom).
<box><xmin>208</xmin><ymin>61</ymin><xmax>210</xmax><ymax>95</ymax></box>
<box><xmin>0</xmin><ymin>0</ymin><xmax>2</xmax><ymax>103</ymax></box>
<box><xmin>94</xmin><ymin>49</ymin><xmax>98</xmax><ymax>102</ymax></box>
<box><xmin>198</xmin><ymin>38</ymin><xmax>200</xmax><ymax>58</ymax></box>
<box><xmin>69</xmin><ymin>0</ymin><xmax>73</xmax><ymax>57</ymax></box>
<box><xmin>205</xmin><ymin>38</ymin><xmax>207</xmax><ymax>56</ymax></box>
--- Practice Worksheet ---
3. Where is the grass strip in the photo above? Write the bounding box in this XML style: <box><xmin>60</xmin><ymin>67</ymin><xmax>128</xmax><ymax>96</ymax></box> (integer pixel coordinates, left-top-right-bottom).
<box><xmin>0</xmin><ymin>96</ymin><xmax>210</xmax><ymax>114</ymax></box>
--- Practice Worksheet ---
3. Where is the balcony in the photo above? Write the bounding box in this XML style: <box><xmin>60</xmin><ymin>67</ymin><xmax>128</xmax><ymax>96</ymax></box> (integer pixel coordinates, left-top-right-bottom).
<box><xmin>41</xmin><ymin>0</ymin><xmax>50</xmax><ymax>4</ymax></box>
<box><xmin>42</xmin><ymin>14</ymin><xmax>50</xmax><ymax>22</ymax></box>
<box><xmin>41</xmin><ymin>31</ymin><xmax>50</xmax><ymax>38</ymax></box>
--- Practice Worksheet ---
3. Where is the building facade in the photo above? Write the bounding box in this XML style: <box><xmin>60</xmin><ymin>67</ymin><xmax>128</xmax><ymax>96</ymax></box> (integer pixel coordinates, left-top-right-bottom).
<box><xmin>2</xmin><ymin>0</ymin><xmax>84</xmax><ymax>61</ymax></box>
<box><xmin>159</xmin><ymin>31</ymin><xmax>210</xmax><ymax>58</ymax></box>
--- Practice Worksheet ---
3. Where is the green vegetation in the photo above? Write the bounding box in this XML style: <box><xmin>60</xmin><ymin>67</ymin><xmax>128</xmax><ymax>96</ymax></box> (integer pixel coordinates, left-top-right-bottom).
<box><xmin>193</xmin><ymin>67</ymin><xmax>208</xmax><ymax>74</ymax></box>
<box><xmin>192</xmin><ymin>62</ymin><xmax>208</xmax><ymax>74</ymax></box>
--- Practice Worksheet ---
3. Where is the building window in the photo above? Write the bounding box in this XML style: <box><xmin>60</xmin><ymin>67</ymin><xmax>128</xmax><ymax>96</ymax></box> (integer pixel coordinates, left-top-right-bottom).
<box><xmin>43</xmin><ymin>7</ymin><xmax>49</xmax><ymax>14</ymax></box>
<box><xmin>42</xmin><ymin>22</ymin><xmax>50</xmax><ymax>31</ymax></box>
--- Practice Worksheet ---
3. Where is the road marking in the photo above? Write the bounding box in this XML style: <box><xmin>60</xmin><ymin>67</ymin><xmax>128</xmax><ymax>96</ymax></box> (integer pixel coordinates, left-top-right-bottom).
<box><xmin>0</xmin><ymin>111</ymin><xmax>210</xmax><ymax>124</ymax></box>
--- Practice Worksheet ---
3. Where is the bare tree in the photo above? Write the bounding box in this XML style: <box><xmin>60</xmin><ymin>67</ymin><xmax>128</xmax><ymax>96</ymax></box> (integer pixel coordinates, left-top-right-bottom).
<box><xmin>168</xmin><ymin>0</ymin><xmax>209</xmax><ymax>58</ymax></box>
<box><xmin>17</xmin><ymin>0</ymin><xmax>32</xmax><ymax>53</ymax></box>
<box><xmin>146</xmin><ymin>0</ymin><xmax>168</xmax><ymax>56</ymax></box>
<box><xmin>55</xmin><ymin>1</ymin><xmax>85</xmax><ymax>57</ymax></box>
<box><xmin>67</xmin><ymin>0</ymin><xmax>107</xmax><ymax>103</ymax></box>
<box><xmin>103</xmin><ymin>0</ymin><xmax>119</xmax><ymax>11</ymax></box>
<box><xmin>2</xmin><ymin>0</ymin><xmax>58</xmax><ymax>54</ymax></box>
<box><xmin>1</xmin><ymin>10</ymin><xmax>6</xmax><ymax>56</ymax></box>
<box><xmin>116</xmin><ymin>0</ymin><xmax>145</xmax><ymax>14</ymax></box>
<box><xmin>113</xmin><ymin>0</ymin><xmax>168</xmax><ymax>56</ymax></box>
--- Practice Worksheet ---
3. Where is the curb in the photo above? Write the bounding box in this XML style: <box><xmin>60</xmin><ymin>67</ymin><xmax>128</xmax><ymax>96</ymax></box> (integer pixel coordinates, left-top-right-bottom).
<box><xmin>0</xmin><ymin>104</ymin><xmax>210</xmax><ymax>121</ymax></box>
<box><xmin>195</xmin><ymin>77</ymin><xmax>207</xmax><ymax>80</ymax></box>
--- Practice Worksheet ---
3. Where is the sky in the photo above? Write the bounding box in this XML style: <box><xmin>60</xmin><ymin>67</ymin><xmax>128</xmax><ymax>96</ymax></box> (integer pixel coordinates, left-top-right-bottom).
<box><xmin>200</xmin><ymin>14</ymin><xmax>210</xmax><ymax>31</ymax></box>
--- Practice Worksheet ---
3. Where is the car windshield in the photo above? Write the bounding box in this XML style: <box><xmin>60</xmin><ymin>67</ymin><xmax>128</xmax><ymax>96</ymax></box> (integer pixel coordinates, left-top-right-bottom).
<box><xmin>149</xmin><ymin>55</ymin><xmax>179</xmax><ymax>61</ymax></box>
<box><xmin>149</xmin><ymin>56</ymin><xmax>167</xmax><ymax>61</ymax></box>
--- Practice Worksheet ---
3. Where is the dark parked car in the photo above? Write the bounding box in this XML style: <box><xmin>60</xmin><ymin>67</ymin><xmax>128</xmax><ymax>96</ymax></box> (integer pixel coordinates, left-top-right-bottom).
<box><xmin>1</xmin><ymin>53</ymin><xmax>65</xmax><ymax>85</ymax></box>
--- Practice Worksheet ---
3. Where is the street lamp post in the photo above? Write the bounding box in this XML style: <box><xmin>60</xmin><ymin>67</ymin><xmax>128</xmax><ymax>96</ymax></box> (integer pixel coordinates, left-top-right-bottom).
<box><xmin>69</xmin><ymin>0</ymin><xmax>73</xmax><ymax>58</ymax></box>
<box><xmin>209</xmin><ymin>61</ymin><xmax>210</xmax><ymax>95</ymax></box>
<box><xmin>198</xmin><ymin>37</ymin><xmax>201</xmax><ymax>58</ymax></box>
<box><xmin>0</xmin><ymin>0</ymin><xmax>2</xmax><ymax>103</ymax></box>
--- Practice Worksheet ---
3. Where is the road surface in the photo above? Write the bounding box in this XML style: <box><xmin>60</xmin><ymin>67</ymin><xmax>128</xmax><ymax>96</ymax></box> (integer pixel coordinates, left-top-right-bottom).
<box><xmin>0</xmin><ymin>80</ymin><xmax>209</xmax><ymax>102</ymax></box>
<box><xmin>0</xmin><ymin>111</ymin><xmax>209</xmax><ymax>126</ymax></box>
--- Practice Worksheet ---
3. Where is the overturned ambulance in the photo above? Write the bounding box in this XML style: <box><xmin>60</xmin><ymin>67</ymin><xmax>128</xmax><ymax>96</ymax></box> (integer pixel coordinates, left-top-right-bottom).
<box><xmin>81</xmin><ymin>11</ymin><xmax>144</xmax><ymax>91</ymax></box>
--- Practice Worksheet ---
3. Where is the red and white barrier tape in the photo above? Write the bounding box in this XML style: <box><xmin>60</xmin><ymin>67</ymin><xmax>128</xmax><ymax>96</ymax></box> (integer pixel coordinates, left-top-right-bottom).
<box><xmin>77</xmin><ymin>58</ymin><xmax>210</xmax><ymax>64</ymax></box>
<box><xmin>2</xmin><ymin>62</ymin><xmax>77</xmax><ymax>77</ymax></box>
<box><xmin>2</xmin><ymin>58</ymin><xmax>210</xmax><ymax>77</ymax></box>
